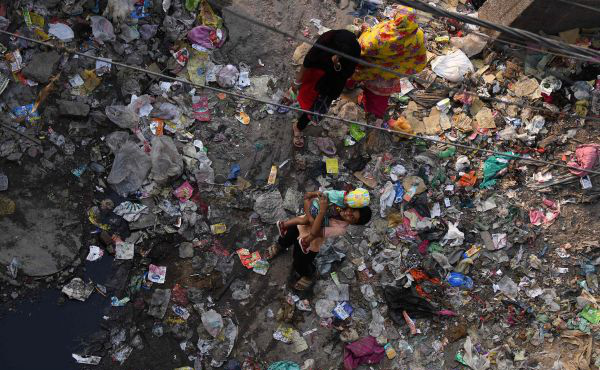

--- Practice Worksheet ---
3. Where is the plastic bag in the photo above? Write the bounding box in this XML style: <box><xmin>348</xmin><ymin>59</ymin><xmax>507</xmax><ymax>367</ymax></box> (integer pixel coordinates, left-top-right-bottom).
<box><xmin>105</xmin><ymin>131</ymin><xmax>130</xmax><ymax>154</ymax></box>
<box><xmin>139</xmin><ymin>24</ymin><xmax>158</xmax><ymax>40</ymax></box>
<box><xmin>48</xmin><ymin>23</ymin><xmax>74</xmax><ymax>41</ymax></box>
<box><xmin>217</xmin><ymin>65</ymin><xmax>239</xmax><ymax>88</ymax></box>
<box><xmin>108</xmin><ymin>142</ymin><xmax>151</xmax><ymax>196</ymax></box>
<box><xmin>152</xmin><ymin>102</ymin><xmax>180</xmax><ymax>120</ymax></box>
<box><xmin>119</xmin><ymin>24</ymin><xmax>140</xmax><ymax>43</ymax></box>
<box><xmin>450</xmin><ymin>34</ymin><xmax>487</xmax><ymax>57</ymax></box>
<box><xmin>150</xmin><ymin>136</ymin><xmax>183</xmax><ymax>184</ymax></box>
<box><xmin>105</xmin><ymin>105</ymin><xmax>139</xmax><ymax>129</ymax></box>
<box><xmin>431</xmin><ymin>50</ymin><xmax>474</xmax><ymax>83</ymax></box>
<box><xmin>90</xmin><ymin>16</ymin><xmax>116</xmax><ymax>43</ymax></box>
<box><xmin>187</xmin><ymin>26</ymin><xmax>226</xmax><ymax>49</ymax></box>
<box><xmin>194</xmin><ymin>150</ymin><xmax>215</xmax><ymax>184</ymax></box>
<box><xmin>201</xmin><ymin>309</ymin><xmax>224</xmax><ymax>338</ymax></box>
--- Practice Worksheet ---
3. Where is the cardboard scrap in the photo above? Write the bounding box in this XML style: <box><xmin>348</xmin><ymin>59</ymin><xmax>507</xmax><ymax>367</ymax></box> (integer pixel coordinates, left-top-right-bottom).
<box><xmin>405</xmin><ymin>101</ymin><xmax>426</xmax><ymax>134</ymax></box>
<box><xmin>474</xmin><ymin>107</ymin><xmax>496</xmax><ymax>129</ymax></box>
<box><xmin>512</xmin><ymin>77</ymin><xmax>541</xmax><ymax>98</ymax></box>
<box><xmin>558</xmin><ymin>28</ymin><xmax>579</xmax><ymax>44</ymax></box>
<box><xmin>452</xmin><ymin>113</ymin><xmax>473</xmax><ymax>132</ymax></box>
<box><xmin>423</xmin><ymin>108</ymin><xmax>442</xmax><ymax>134</ymax></box>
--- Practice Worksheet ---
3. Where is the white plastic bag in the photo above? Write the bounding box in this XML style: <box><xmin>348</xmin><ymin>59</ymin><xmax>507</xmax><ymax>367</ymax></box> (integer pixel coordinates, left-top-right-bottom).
<box><xmin>450</xmin><ymin>34</ymin><xmax>487</xmax><ymax>57</ymax></box>
<box><xmin>431</xmin><ymin>50</ymin><xmax>474</xmax><ymax>83</ymax></box>
<box><xmin>48</xmin><ymin>23</ymin><xmax>74</xmax><ymax>41</ymax></box>
<box><xmin>217</xmin><ymin>65</ymin><xmax>239</xmax><ymax>88</ymax></box>
<box><xmin>90</xmin><ymin>16</ymin><xmax>116</xmax><ymax>43</ymax></box>
<box><xmin>201</xmin><ymin>309</ymin><xmax>224</xmax><ymax>338</ymax></box>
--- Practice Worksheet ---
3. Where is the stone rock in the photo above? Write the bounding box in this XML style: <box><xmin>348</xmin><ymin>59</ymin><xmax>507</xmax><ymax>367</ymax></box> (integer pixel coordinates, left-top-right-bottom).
<box><xmin>22</xmin><ymin>51</ymin><xmax>61</xmax><ymax>83</ymax></box>
<box><xmin>148</xmin><ymin>289</ymin><xmax>171</xmax><ymax>319</ymax></box>
<box><xmin>282</xmin><ymin>188</ymin><xmax>302</xmax><ymax>213</ymax></box>
<box><xmin>58</xmin><ymin>100</ymin><xmax>90</xmax><ymax>117</ymax></box>
<box><xmin>179</xmin><ymin>242</ymin><xmax>194</xmax><ymax>258</ymax></box>
<box><xmin>253</xmin><ymin>190</ymin><xmax>287</xmax><ymax>224</ymax></box>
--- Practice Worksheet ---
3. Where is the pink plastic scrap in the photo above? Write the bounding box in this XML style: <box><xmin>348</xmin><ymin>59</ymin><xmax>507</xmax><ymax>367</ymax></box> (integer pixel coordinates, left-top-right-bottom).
<box><xmin>529</xmin><ymin>198</ymin><xmax>560</xmax><ymax>227</ymax></box>
<box><xmin>567</xmin><ymin>144</ymin><xmax>600</xmax><ymax>176</ymax></box>
<box><xmin>174</xmin><ymin>181</ymin><xmax>194</xmax><ymax>202</ymax></box>
<box><xmin>187</xmin><ymin>26</ymin><xmax>226</xmax><ymax>49</ymax></box>
<box><xmin>343</xmin><ymin>336</ymin><xmax>385</xmax><ymax>370</ymax></box>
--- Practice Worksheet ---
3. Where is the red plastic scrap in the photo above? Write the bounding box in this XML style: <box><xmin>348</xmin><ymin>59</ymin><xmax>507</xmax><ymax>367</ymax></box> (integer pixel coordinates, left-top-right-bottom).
<box><xmin>171</xmin><ymin>283</ymin><xmax>189</xmax><ymax>306</ymax></box>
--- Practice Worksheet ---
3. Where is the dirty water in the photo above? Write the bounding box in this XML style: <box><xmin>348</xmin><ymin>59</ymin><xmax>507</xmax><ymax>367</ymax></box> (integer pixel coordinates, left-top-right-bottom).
<box><xmin>0</xmin><ymin>257</ymin><xmax>113</xmax><ymax>370</ymax></box>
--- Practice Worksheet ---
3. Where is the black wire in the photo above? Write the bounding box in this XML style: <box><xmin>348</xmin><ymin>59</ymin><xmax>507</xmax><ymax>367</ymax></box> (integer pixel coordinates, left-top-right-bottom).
<box><xmin>556</xmin><ymin>0</ymin><xmax>600</xmax><ymax>13</ymax></box>
<box><xmin>396</xmin><ymin>0</ymin><xmax>600</xmax><ymax>62</ymax></box>
<box><xmin>208</xmin><ymin>0</ymin><xmax>600</xmax><ymax>123</ymax></box>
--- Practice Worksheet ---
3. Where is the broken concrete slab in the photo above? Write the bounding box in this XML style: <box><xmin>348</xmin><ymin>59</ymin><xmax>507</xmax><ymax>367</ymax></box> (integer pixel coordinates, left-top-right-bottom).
<box><xmin>254</xmin><ymin>190</ymin><xmax>287</xmax><ymax>224</ymax></box>
<box><xmin>58</xmin><ymin>100</ymin><xmax>90</xmax><ymax>117</ymax></box>
<box><xmin>22</xmin><ymin>51</ymin><xmax>61</xmax><ymax>83</ymax></box>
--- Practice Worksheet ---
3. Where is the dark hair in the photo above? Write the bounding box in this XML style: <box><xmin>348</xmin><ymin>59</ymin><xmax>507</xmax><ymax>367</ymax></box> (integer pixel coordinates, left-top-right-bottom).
<box><xmin>356</xmin><ymin>207</ymin><xmax>372</xmax><ymax>225</ymax></box>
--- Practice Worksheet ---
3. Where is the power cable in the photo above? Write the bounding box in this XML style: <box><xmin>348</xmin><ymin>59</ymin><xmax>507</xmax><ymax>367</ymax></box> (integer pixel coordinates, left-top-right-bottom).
<box><xmin>556</xmin><ymin>0</ymin><xmax>600</xmax><ymax>14</ymax></box>
<box><xmin>206</xmin><ymin>0</ymin><xmax>600</xmax><ymax>123</ymax></box>
<box><xmin>1</xmin><ymin>29</ymin><xmax>598</xmax><ymax>176</ymax></box>
<box><xmin>395</xmin><ymin>0</ymin><xmax>600</xmax><ymax>62</ymax></box>
<box><xmin>413</xmin><ymin>11</ymin><xmax>598</xmax><ymax>64</ymax></box>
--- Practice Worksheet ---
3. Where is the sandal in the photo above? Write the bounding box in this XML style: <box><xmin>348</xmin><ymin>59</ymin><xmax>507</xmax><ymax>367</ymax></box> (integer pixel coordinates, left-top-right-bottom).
<box><xmin>293</xmin><ymin>276</ymin><xmax>314</xmax><ymax>291</ymax></box>
<box><xmin>276</xmin><ymin>220</ymin><xmax>287</xmax><ymax>237</ymax></box>
<box><xmin>264</xmin><ymin>243</ymin><xmax>282</xmax><ymax>260</ymax></box>
<box><xmin>299</xmin><ymin>237</ymin><xmax>310</xmax><ymax>254</ymax></box>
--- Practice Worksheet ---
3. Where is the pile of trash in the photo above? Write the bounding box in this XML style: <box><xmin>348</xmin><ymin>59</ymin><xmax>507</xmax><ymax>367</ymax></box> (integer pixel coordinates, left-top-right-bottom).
<box><xmin>0</xmin><ymin>0</ymin><xmax>599</xmax><ymax>369</ymax></box>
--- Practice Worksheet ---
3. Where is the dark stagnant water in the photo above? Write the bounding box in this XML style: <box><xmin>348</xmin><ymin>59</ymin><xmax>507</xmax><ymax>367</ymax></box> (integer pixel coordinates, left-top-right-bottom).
<box><xmin>0</xmin><ymin>256</ymin><xmax>113</xmax><ymax>370</ymax></box>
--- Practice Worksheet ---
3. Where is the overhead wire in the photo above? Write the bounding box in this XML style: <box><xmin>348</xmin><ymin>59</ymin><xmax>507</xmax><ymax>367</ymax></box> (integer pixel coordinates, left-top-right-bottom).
<box><xmin>556</xmin><ymin>0</ymin><xmax>600</xmax><ymax>14</ymax></box>
<box><xmin>396</xmin><ymin>0</ymin><xmax>600</xmax><ymax>62</ymax></box>
<box><xmin>412</xmin><ymin>11</ymin><xmax>598</xmax><ymax>64</ymax></box>
<box><xmin>1</xmin><ymin>29</ymin><xmax>599</xmax><ymax>176</ymax></box>
<box><xmin>207</xmin><ymin>0</ymin><xmax>600</xmax><ymax>123</ymax></box>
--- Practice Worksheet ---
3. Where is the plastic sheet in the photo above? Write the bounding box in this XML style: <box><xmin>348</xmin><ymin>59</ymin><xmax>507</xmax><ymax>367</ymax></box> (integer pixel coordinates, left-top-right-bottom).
<box><xmin>150</xmin><ymin>136</ymin><xmax>183</xmax><ymax>184</ymax></box>
<box><xmin>107</xmin><ymin>142</ymin><xmax>151</xmax><ymax>196</ymax></box>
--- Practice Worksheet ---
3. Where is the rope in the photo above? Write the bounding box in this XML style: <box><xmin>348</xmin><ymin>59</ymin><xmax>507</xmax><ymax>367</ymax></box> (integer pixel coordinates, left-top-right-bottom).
<box><xmin>0</xmin><ymin>31</ymin><xmax>599</xmax><ymax>175</ymax></box>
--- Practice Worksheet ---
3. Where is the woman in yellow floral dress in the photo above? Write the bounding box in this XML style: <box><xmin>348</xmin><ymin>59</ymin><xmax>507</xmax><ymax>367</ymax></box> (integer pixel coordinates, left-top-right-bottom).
<box><xmin>351</xmin><ymin>6</ymin><xmax>427</xmax><ymax>121</ymax></box>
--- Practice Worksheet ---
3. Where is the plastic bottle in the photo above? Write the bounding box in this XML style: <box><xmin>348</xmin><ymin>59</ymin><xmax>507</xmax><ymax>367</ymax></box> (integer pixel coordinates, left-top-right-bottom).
<box><xmin>447</xmin><ymin>272</ymin><xmax>474</xmax><ymax>289</ymax></box>
<box><xmin>591</xmin><ymin>75</ymin><xmax>600</xmax><ymax>115</ymax></box>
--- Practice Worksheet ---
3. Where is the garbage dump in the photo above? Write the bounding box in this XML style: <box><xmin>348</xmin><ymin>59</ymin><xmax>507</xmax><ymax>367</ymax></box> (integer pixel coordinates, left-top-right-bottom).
<box><xmin>0</xmin><ymin>0</ymin><xmax>599</xmax><ymax>369</ymax></box>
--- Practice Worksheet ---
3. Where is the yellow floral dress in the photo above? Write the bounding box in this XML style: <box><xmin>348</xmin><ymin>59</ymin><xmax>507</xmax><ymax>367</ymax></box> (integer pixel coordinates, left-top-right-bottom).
<box><xmin>352</xmin><ymin>6</ymin><xmax>427</xmax><ymax>96</ymax></box>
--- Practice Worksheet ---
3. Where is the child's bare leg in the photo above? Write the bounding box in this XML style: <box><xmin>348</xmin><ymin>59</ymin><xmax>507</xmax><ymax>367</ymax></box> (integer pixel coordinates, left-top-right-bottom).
<box><xmin>283</xmin><ymin>215</ymin><xmax>310</xmax><ymax>228</ymax></box>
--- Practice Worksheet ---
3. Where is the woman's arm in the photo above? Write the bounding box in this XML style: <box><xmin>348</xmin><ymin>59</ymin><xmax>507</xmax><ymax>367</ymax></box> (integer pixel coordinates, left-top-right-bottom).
<box><xmin>309</xmin><ymin>194</ymin><xmax>328</xmax><ymax>238</ymax></box>
<box><xmin>291</xmin><ymin>65</ymin><xmax>306</xmax><ymax>94</ymax></box>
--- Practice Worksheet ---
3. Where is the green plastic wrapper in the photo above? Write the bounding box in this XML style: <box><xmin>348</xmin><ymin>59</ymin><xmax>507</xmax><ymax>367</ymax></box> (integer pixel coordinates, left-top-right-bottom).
<box><xmin>185</xmin><ymin>0</ymin><xmax>200</xmax><ymax>12</ymax></box>
<box><xmin>267</xmin><ymin>361</ymin><xmax>300</xmax><ymax>370</ymax></box>
<box><xmin>580</xmin><ymin>306</ymin><xmax>600</xmax><ymax>324</ymax></box>
<box><xmin>427</xmin><ymin>242</ymin><xmax>443</xmax><ymax>254</ymax></box>
<box><xmin>455</xmin><ymin>352</ymin><xmax>468</xmax><ymax>366</ymax></box>
<box><xmin>438</xmin><ymin>146</ymin><xmax>456</xmax><ymax>158</ymax></box>
<box><xmin>480</xmin><ymin>152</ymin><xmax>514</xmax><ymax>189</ymax></box>
<box><xmin>349</xmin><ymin>123</ymin><xmax>366</xmax><ymax>142</ymax></box>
